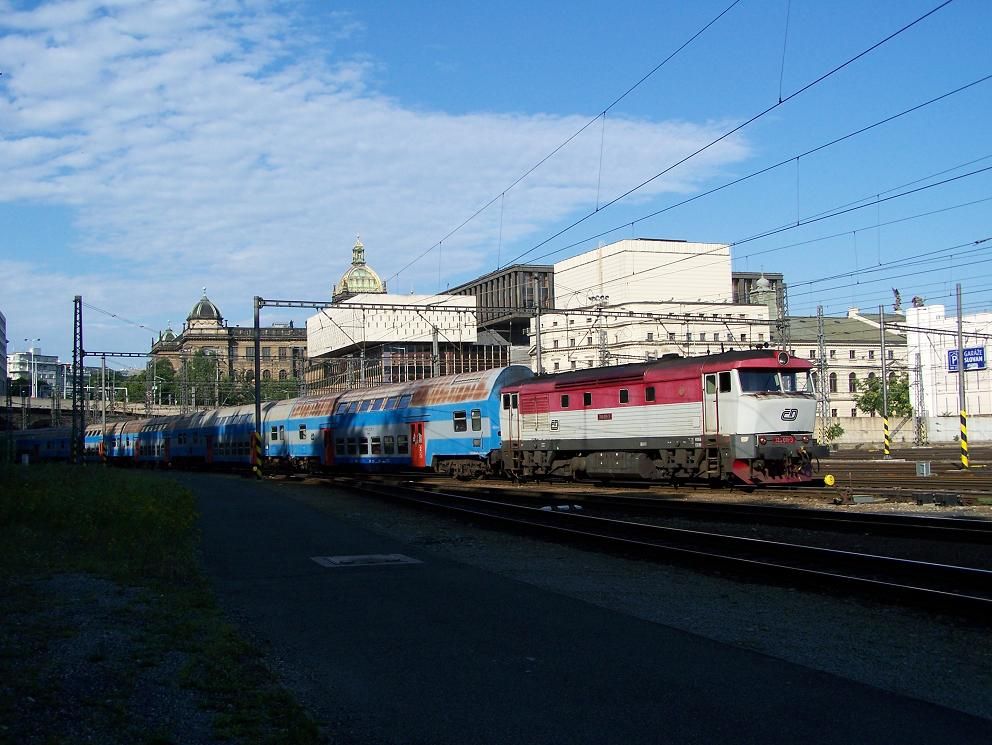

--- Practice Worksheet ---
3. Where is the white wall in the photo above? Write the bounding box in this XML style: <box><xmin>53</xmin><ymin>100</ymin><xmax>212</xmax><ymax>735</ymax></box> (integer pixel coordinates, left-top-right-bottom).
<box><xmin>554</xmin><ymin>239</ymin><xmax>732</xmax><ymax>309</ymax></box>
<box><xmin>307</xmin><ymin>294</ymin><xmax>477</xmax><ymax>357</ymax></box>
<box><xmin>820</xmin><ymin>415</ymin><xmax>992</xmax><ymax>447</ymax></box>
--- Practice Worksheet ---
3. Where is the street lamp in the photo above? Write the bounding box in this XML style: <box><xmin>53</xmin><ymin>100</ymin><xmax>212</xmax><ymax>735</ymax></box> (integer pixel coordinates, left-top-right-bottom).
<box><xmin>24</xmin><ymin>338</ymin><xmax>40</xmax><ymax>398</ymax></box>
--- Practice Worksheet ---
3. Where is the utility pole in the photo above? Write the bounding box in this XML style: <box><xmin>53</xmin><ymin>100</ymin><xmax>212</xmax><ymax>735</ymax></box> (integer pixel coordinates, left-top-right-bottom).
<box><xmin>431</xmin><ymin>326</ymin><xmax>440</xmax><ymax>378</ymax></box>
<box><xmin>71</xmin><ymin>296</ymin><xmax>85</xmax><ymax>463</ymax></box>
<box><xmin>776</xmin><ymin>282</ymin><xmax>791</xmax><ymax>353</ymax></box>
<box><xmin>533</xmin><ymin>274</ymin><xmax>543</xmax><ymax>374</ymax></box>
<box><xmin>100</xmin><ymin>353</ymin><xmax>107</xmax><ymax>446</ymax></box>
<box><xmin>816</xmin><ymin>305</ymin><xmax>829</xmax><ymax>442</ymax></box>
<box><xmin>590</xmin><ymin>294</ymin><xmax>610</xmax><ymax>367</ymax></box>
<box><xmin>878</xmin><ymin>305</ymin><xmax>890</xmax><ymax>459</ymax></box>
<box><xmin>914</xmin><ymin>352</ymin><xmax>928</xmax><ymax>446</ymax></box>
<box><xmin>956</xmin><ymin>283</ymin><xmax>968</xmax><ymax>470</ymax></box>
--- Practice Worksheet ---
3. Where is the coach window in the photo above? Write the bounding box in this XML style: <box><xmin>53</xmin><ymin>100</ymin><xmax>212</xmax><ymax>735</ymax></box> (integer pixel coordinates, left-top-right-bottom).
<box><xmin>471</xmin><ymin>409</ymin><xmax>482</xmax><ymax>431</ymax></box>
<box><xmin>560</xmin><ymin>394</ymin><xmax>570</xmax><ymax>408</ymax></box>
<box><xmin>357</xmin><ymin>400</ymin><xmax>371</xmax><ymax>412</ymax></box>
<box><xmin>645</xmin><ymin>387</ymin><xmax>655</xmax><ymax>402</ymax></box>
<box><xmin>385</xmin><ymin>396</ymin><xmax>398</xmax><ymax>410</ymax></box>
<box><xmin>270</xmin><ymin>426</ymin><xmax>278</xmax><ymax>442</ymax></box>
<box><xmin>335</xmin><ymin>402</ymin><xmax>348</xmax><ymax>414</ymax></box>
<box><xmin>371</xmin><ymin>398</ymin><xmax>385</xmax><ymax>411</ymax></box>
<box><xmin>347</xmin><ymin>438</ymin><xmax>357</xmax><ymax>455</ymax></box>
<box><xmin>453</xmin><ymin>411</ymin><xmax>467</xmax><ymax>432</ymax></box>
<box><xmin>371</xmin><ymin>436</ymin><xmax>382</xmax><ymax>455</ymax></box>
<box><xmin>619</xmin><ymin>389</ymin><xmax>629</xmax><ymax>404</ymax></box>
<box><xmin>719</xmin><ymin>372</ymin><xmax>732</xmax><ymax>392</ymax></box>
<box><xmin>360</xmin><ymin>438</ymin><xmax>369</xmax><ymax>455</ymax></box>
<box><xmin>335</xmin><ymin>438</ymin><xmax>346</xmax><ymax>455</ymax></box>
<box><xmin>583</xmin><ymin>392</ymin><xmax>592</xmax><ymax>407</ymax></box>
<box><xmin>397</xmin><ymin>434</ymin><xmax>409</xmax><ymax>454</ymax></box>
<box><xmin>383</xmin><ymin>435</ymin><xmax>395</xmax><ymax>454</ymax></box>
<box><xmin>398</xmin><ymin>394</ymin><xmax>413</xmax><ymax>409</ymax></box>
<box><xmin>299</xmin><ymin>424</ymin><xmax>307</xmax><ymax>440</ymax></box>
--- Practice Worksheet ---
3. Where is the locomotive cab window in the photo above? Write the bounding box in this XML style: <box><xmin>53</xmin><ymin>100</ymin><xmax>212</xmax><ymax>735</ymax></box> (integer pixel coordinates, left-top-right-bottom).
<box><xmin>619</xmin><ymin>389</ymin><xmax>629</xmax><ymax>404</ymax></box>
<box><xmin>560</xmin><ymin>394</ymin><xmax>570</xmax><ymax>408</ymax></box>
<box><xmin>645</xmin><ymin>386</ymin><xmax>655</xmax><ymax>402</ymax></box>
<box><xmin>739</xmin><ymin>370</ymin><xmax>781</xmax><ymax>392</ymax></box>
<box><xmin>719</xmin><ymin>372</ymin><xmax>732</xmax><ymax>392</ymax></box>
<box><xmin>453</xmin><ymin>411</ymin><xmax>467</xmax><ymax>432</ymax></box>
<box><xmin>502</xmin><ymin>394</ymin><xmax>511</xmax><ymax>410</ymax></box>
<box><xmin>705</xmin><ymin>375</ymin><xmax>717</xmax><ymax>394</ymax></box>
<box><xmin>781</xmin><ymin>370</ymin><xmax>814</xmax><ymax>393</ymax></box>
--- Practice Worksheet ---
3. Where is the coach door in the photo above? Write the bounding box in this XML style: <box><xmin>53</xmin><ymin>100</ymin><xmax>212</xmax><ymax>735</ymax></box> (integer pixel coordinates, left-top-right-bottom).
<box><xmin>502</xmin><ymin>392</ymin><xmax>520</xmax><ymax>443</ymax></box>
<box><xmin>703</xmin><ymin>373</ymin><xmax>719</xmax><ymax>434</ymax></box>
<box><xmin>410</xmin><ymin>422</ymin><xmax>426</xmax><ymax>468</ymax></box>
<box><xmin>205</xmin><ymin>435</ymin><xmax>214</xmax><ymax>464</ymax></box>
<box><xmin>322</xmin><ymin>428</ymin><xmax>335</xmax><ymax>467</ymax></box>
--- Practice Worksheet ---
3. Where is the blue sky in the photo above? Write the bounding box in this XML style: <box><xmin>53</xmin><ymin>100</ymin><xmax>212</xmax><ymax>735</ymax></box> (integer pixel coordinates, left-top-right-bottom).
<box><xmin>1</xmin><ymin>0</ymin><xmax>989</xmax><ymax>366</ymax></box>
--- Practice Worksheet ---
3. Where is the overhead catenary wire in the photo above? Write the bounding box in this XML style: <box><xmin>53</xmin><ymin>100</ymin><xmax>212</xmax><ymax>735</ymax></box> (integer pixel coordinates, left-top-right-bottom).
<box><xmin>384</xmin><ymin>0</ymin><xmax>745</xmax><ymax>286</ymax></box>
<box><xmin>504</xmin><ymin>0</ymin><xmax>958</xmax><ymax>268</ymax></box>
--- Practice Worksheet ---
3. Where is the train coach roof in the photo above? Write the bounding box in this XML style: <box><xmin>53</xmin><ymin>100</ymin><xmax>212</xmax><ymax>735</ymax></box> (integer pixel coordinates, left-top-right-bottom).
<box><xmin>518</xmin><ymin>350</ymin><xmax>810</xmax><ymax>390</ymax></box>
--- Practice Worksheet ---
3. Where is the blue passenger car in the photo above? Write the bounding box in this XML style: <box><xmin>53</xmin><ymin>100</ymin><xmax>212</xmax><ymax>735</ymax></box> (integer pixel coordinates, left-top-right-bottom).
<box><xmin>319</xmin><ymin>366</ymin><xmax>532</xmax><ymax>476</ymax></box>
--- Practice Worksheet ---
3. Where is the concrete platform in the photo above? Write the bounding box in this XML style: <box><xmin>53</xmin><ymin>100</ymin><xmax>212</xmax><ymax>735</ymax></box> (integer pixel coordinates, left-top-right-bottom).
<box><xmin>183</xmin><ymin>472</ymin><xmax>990</xmax><ymax>744</ymax></box>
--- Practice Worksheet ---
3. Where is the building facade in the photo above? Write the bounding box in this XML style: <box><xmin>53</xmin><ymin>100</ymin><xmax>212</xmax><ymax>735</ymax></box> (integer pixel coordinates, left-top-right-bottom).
<box><xmin>151</xmin><ymin>290</ymin><xmax>307</xmax><ymax>385</ymax></box>
<box><xmin>448</xmin><ymin>264</ymin><xmax>554</xmax><ymax>346</ymax></box>
<box><xmin>306</xmin><ymin>293</ymin><xmax>510</xmax><ymax>392</ymax></box>
<box><xmin>788</xmin><ymin>309</ymin><xmax>907</xmax><ymax>422</ymax></box>
<box><xmin>7</xmin><ymin>347</ymin><xmax>63</xmax><ymax>398</ymax></box>
<box><xmin>906</xmin><ymin>302</ymin><xmax>992</xmax><ymax>416</ymax></box>
<box><xmin>530</xmin><ymin>239</ymin><xmax>773</xmax><ymax>372</ymax></box>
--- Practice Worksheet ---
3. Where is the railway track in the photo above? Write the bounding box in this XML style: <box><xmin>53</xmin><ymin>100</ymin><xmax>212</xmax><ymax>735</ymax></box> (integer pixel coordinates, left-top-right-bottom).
<box><xmin>319</xmin><ymin>474</ymin><xmax>992</xmax><ymax>617</ymax></box>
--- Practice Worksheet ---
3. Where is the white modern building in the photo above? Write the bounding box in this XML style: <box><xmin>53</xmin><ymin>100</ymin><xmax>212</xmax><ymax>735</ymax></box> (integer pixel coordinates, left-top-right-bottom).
<box><xmin>532</xmin><ymin>239</ymin><xmax>772</xmax><ymax>372</ymax></box>
<box><xmin>906</xmin><ymin>302</ymin><xmax>992</xmax><ymax>416</ymax></box>
<box><xmin>7</xmin><ymin>346</ymin><xmax>63</xmax><ymax>398</ymax></box>
<box><xmin>308</xmin><ymin>293</ymin><xmax>479</xmax><ymax>355</ymax></box>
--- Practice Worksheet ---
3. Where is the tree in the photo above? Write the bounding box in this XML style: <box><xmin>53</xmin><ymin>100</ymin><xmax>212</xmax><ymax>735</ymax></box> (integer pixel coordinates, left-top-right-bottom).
<box><xmin>855</xmin><ymin>373</ymin><xmax>912</xmax><ymax>417</ymax></box>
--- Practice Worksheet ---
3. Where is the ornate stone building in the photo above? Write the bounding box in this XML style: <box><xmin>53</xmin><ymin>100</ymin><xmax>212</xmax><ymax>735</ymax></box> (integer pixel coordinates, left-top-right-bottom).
<box><xmin>151</xmin><ymin>289</ymin><xmax>307</xmax><ymax>384</ymax></box>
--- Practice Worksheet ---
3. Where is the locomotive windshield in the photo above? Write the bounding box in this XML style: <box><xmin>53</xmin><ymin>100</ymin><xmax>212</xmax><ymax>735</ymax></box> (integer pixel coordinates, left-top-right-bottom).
<box><xmin>739</xmin><ymin>369</ymin><xmax>814</xmax><ymax>394</ymax></box>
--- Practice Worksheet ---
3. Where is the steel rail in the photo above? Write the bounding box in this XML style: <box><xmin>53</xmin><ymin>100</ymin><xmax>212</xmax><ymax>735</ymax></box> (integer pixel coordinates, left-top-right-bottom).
<box><xmin>333</xmin><ymin>474</ymin><xmax>992</xmax><ymax>543</ymax></box>
<box><xmin>334</xmin><ymin>478</ymin><xmax>992</xmax><ymax>616</ymax></box>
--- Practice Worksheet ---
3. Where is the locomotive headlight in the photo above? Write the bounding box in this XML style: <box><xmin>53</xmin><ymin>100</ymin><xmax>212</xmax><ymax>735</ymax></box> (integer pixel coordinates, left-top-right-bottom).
<box><xmin>758</xmin><ymin>436</ymin><xmax>767</xmax><ymax>445</ymax></box>
<box><xmin>801</xmin><ymin>435</ymin><xmax>810</xmax><ymax>443</ymax></box>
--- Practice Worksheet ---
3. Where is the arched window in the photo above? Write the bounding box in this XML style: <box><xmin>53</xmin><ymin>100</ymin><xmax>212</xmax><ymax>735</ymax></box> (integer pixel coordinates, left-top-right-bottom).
<box><xmin>829</xmin><ymin>372</ymin><xmax>837</xmax><ymax>393</ymax></box>
<box><xmin>888</xmin><ymin>371</ymin><xmax>897</xmax><ymax>383</ymax></box>
<box><xmin>262</xmin><ymin>369</ymin><xmax>271</xmax><ymax>381</ymax></box>
<box><xmin>848</xmin><ymin>372</ymin><xmax>857</xmax><ymax>393</ymax></box>
<box><xmin>279</xmin><ymin>369</ymin><xmax>288</xmax><ymax>380</ymax></box>
<box><xmin>867</xmin><ymin>372</ymin><xmax>876</xmax><ymax>383</ymax></box>
<box><xmin>245</xmin><ymin>370</ymin><xmax>254</xmax><ymax>382</ymax></box>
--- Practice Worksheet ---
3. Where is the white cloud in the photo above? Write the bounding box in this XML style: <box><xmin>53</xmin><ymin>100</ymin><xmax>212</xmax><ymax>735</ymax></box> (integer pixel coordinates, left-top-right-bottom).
<box><xmin>0</xmin><ymin>0</ymin><xmax>749</xmax><ymax>358</ymax></box>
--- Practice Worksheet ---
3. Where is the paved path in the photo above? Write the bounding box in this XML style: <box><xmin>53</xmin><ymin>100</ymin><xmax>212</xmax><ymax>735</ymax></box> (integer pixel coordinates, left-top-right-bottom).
<box><xmin>185</xmin><ymin>473</ymin><xmax>990</xmax><ymax>744</ymax></box>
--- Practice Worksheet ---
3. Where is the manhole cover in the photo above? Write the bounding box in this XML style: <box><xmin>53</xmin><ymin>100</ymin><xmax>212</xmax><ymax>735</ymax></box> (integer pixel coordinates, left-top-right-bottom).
<box><xmin>311</xmin><ymin>554</ymin><xmax>422</xmax><ymax>568</ymax></box>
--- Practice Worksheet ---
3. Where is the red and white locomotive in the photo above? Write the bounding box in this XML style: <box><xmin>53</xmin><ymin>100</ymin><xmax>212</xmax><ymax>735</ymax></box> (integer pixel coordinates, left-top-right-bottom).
<box><xmin>494</xmin><ymin>349</ymin><xmax>827</xmax><ymax>486</ymax></box>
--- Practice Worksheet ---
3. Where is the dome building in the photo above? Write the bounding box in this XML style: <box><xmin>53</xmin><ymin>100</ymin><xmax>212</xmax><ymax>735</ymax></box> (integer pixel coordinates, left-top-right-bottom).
<box><xmin>151</xmin><ymin>288</ymin><xmax>307</xmax><ymax>405</ymax></box>
<box><xmin>332</xmin><ymin>237</ymin><xmax>387</xmax><ymax>302</ymax></box>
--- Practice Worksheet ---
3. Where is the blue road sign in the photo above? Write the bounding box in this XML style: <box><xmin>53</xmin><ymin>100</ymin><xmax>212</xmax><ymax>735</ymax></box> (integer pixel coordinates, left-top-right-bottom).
<box><xmin>948</xmin><ymin>347</ymin><xmax>986</xmax><ymax>372</ymax></box>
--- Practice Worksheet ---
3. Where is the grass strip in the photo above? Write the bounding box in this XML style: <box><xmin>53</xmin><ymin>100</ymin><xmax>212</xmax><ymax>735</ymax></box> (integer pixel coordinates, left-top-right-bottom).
<box><xmin>0</xmin><ymin>464</ymin><xmax>322</xmax><ymax>744</ymax></box>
